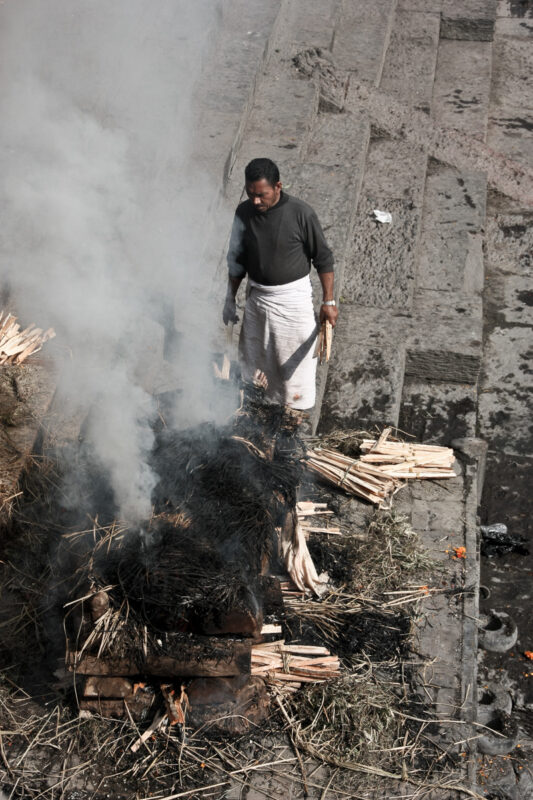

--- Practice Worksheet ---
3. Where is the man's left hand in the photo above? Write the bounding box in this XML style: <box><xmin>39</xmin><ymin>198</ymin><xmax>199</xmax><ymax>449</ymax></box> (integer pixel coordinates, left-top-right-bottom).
<box><xmin>320</xmin><ymin>303</ymin><xmax>339</xmax><ymax>327</ymax></box>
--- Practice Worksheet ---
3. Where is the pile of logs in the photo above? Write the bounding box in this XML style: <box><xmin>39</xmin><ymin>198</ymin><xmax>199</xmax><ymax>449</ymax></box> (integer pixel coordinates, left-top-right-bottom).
<box><xmin>297</xmin><ymin>501</ymin><xmax>341</xmax><ymax>536</ymax></box>
<box><xmin>305</xmin><ymin>428</ymin><xmax>456</xmax><ymax>506</ymax></box>
<box><xmin>359</xmin><ymin>428</ymin><xmax>456</xmax><ymax>478</ymax></box>
<box><xmin>305</xmin><ymin>448</ymin><xmax>398</xmax><ymax>506</ymax></box>
<box><xmin>0</xmin><ymin>311</ymin><xmax>55</xmax><ymax>364</ymax></box>
<box><xmin>252</xmin><ymin>641</ymin><xmax>340</xmax><ymax>691</ymax></box>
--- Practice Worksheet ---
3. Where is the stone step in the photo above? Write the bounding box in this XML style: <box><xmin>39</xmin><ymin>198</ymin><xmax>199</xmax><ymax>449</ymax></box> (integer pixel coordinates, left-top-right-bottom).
<box><xmin>486</xmin><ymin>32</ymin><xmax>533</xmax><ymax>170</ymax></box>
<box><xmin>193</xmin><ymin>0</ymin><xmax>283</xmax><ymax>184</ymax></box>
<box><xmin>379</xmin><ymin>9</ymin><xmax>441</xmax><ymax>112</ymax></box>
<box><xmin>332</xmin><ymin>0</ymin><xmax>398</xmax><ymax>86</ymax></box>
<box><xmin>317</xmin><ymin>305</ymin><xmax>407</xmax><ymax>433</ymax></box>
<box><xmin>339</xmin><ymin>137</ymin><xmax>428</xmax><ymax>311</ymax></box>
<box><xmin>415</xmin><ymin>160</ymin><xmax>486</xmax><ymax>295</ymax></box>
<box><xmin>223</xmin><ymin>0</ymin><xmax>349</xmax><ymax>199</ymax></box>
<box><xmin>432</xmin><ymin>39</ymin><xmax>493</xmax><ymax>140</ymax></box>
<box><xmin>440</xmin><ymin>0</ymin><xmax>498</xmax><ymax>41</ymax></box>
<box><xmin>478</xmin><ymin>209</ymin><xmax>533</xmax><ymax>456</ymax></box>
<box><xmin>399</xmin><ymin>378</ymin><xmax>478</xmax><ymax>444</ymax></box>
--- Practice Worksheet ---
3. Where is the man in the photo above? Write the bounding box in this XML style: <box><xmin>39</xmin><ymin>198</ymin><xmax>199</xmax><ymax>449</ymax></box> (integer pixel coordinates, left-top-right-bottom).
<box><xmin>223</xmin><ymin>158</ymin><xmax>338</xmax><ymax>410</ymax></box>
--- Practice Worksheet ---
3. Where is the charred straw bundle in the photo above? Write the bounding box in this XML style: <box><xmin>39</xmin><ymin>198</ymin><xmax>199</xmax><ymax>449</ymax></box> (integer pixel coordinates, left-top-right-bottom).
<box><xmin>359</xmin><ymin>428</ymin><xmax>455</xmax><ymax>478</ymax></box>
<box><xmin>0</xmin><ymin>311</ymin><xmax>55</xmax><ymax>364</ymax></box>
<box><xmin>109</xmin><ymin>522</ymin><xmax>262</xmax><ymax>635</ymax></box>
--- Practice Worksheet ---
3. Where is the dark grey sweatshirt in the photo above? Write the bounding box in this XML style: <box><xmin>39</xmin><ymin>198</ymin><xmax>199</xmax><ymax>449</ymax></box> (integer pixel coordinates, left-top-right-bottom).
<box><xmin>227</xmin><ymin>192</ymin><xmax>334</xmax><ymax>286</ymax></box>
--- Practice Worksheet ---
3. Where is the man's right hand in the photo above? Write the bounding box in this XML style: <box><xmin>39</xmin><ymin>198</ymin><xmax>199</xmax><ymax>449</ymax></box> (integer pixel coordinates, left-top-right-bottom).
<box><xmin>223</xmin><ymin>296</ymin><xmax>239</xmax><ymax>325</ymax></box>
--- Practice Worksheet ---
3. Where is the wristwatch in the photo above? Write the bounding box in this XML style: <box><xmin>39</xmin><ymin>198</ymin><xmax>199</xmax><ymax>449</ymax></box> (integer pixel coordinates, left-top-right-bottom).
<box><xmin>322</xmin><ymin>300</ymin><xmax>336</xmax><ymax>306</ymax></box>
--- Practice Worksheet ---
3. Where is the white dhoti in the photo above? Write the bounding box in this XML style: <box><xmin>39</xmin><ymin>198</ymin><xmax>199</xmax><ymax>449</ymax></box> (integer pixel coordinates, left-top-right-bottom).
<box><xmin>239</xmin><ymin>275</ymin><xmax>319</xmax><ymax>409</ymax></box>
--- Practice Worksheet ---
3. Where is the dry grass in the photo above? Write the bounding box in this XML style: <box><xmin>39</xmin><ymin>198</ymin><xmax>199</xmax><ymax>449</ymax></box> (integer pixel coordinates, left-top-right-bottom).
<box><xmin>0</xmin><ymin>452</ymin><xmax>475</xmax><ymax>800</ymax></box>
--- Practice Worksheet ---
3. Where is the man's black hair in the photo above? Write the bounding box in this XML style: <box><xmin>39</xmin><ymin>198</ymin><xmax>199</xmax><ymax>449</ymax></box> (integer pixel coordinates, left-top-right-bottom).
<box><xmin>245</xmin><ymin>158</ymin><xmax>280</xmax><ymax>188</ymax></box>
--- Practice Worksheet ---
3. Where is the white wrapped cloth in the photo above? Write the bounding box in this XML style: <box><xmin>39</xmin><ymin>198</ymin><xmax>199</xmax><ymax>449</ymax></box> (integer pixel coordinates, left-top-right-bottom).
<box><xmin>239</xmin><ymin>275</ymin><xmax>319</xmax><ymax>409</ymax></box>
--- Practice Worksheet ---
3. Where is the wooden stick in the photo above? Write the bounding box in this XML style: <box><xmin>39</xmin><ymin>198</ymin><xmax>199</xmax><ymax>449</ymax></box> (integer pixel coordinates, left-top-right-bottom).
<box><xmin>131</xmin><ymin>711</ymin><xmax>166</xmax><ymax>752</ymax></box>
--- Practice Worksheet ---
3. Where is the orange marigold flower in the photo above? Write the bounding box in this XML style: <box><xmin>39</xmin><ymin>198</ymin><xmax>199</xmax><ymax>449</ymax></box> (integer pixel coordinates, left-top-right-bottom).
<box><xmin>524</xmin><ymin>651</ymin><xmax>533</xmax><ymax>660</ymax></box>
<box><xmin>453</xmin><ymin>546</ymin><xmax>466</xmax><ymax>559</ymax></box>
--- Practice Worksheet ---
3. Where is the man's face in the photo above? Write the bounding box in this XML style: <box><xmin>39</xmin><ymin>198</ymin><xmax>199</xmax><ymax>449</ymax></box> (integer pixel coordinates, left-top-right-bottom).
<box><xmin>245</xmin><ymin>178</ymin><xmax>282</xmax><ymax>212</ymax></box>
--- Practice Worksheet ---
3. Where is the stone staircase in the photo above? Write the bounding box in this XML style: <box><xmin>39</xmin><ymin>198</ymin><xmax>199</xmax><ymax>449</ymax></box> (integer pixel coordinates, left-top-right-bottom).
<box><xmin>198</xmin><ymin>2</ymin><xmax>533</xmax><ymax>794</ymax></box>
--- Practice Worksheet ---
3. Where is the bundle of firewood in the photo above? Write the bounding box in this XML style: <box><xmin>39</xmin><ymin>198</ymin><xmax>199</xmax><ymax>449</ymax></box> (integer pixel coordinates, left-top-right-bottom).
<box><xmin>359</xmin><ymin>428</ymin><xmax>456</xmax><ymax>478</ymax></box>
<box><xmin>252</xmin><ymin>641</ymin><xmax>340</xmax><ymax>691</ymax></box>
<box><xmin>296</xmin><ymin>500</ymin><xmax>341</xmax><ymax>536</ymax></box>
<box><xmin>0</xmin><ymin>311</ymin><xmax>55</xmax><ymax>364</ymax></box>
<box><xmin>314</xmin><ymin>320</ymin><xmax>332</xmax><ymax>363</ymax></box>
<box><xmin>305</xmin><ymin>448</ymin><xmax>398</xmax><ymax>506</ymax></box>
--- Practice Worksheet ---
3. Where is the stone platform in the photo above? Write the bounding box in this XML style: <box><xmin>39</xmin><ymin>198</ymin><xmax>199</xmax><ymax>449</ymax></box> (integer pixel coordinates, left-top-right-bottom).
<box><xmin>1</xmin><ymin>1</ymin><xmax>531</xmax><ymax>797</ymax></box>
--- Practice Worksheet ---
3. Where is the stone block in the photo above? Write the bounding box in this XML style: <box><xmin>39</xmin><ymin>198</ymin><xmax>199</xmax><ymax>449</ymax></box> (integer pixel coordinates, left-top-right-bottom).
<box><xmin>485</xmin><ymin>212</ymin><xmax>533</xmax><ymax>278</ymax></box>
<box><xmin>358</xmin><ymin>137</ymin><xmax>428</xmax><ymax>207</ymax></box>
<box><xmin>495</xmin><ymin>16</ymin><xmax>533</xmax><ymax>37</ymax></box>
<box><xmin>487</xmin><ymin>105</ymin><xmax>533</xmax><ymax>169</ymax></box>
<box><xmin>228</xmin><ymin>74</ymin><xmax>318</xmax><ymax>180</ymax></box>
<box><xmin>318</xmin><ymin>306</ymin><xmax>406</xmax><ymax>432</ymax></box>
<box><xmin>399</xmin><ymin>378</ymin><xmax>477</xmax><ymax>446</ymax></box>
<box><xmin>405</xmin><ymin>350</ymin><xmax>481</xmax><ymax>384</ymax></box>
<box><xmin>342</xmin><ymin>198</ymin><xmax>419</xmax><ymax>309</ymax></box>
<box><xmin>398</xmin><ymin>0</ymin><xmax>442</xmax><ymax>10</ymax></box>
<box><xmin>478</xmin><ymin>325</ymin><xmax>533</xmax><ymax>454</ymax></box>
<box><xmin>341</xmin><ymin>138</ymin><xmax>427</xmax><ymax>310</ymax></box>
<box><xmin>416</xmin><ymin>163</ymin><xmax>486</xmax><ymax>295</ymax></box>
<box><xmin>491</xmin><ymin>37</ymin><xmax>533</xmax><ymax>110</ymax></box>
<box><xmin>305</xmin><ymin>111</ymin><xmax>370</xmax><ymax>171</ymax></box>
<box><xmin>379</xmin><ymin>10</ymin><xmax>441</xmax><ymax>111</ymax></box>
<box><xmin>288</xmin><ymin>161</ymin><xmax>360</xmax><ymax>266</ymax></box>
<box><xmin>440</xmin><ymin>0</ymin><xmax>498</xmax><ymax>41</ymax></box>
<box><xmin>194</xmin><ymin>0</ymin><xmax>282</xmax><ymax>179</ymax></box>
<box><xmin>282</xmin><ymin>0</ymin><xmax>341</xmax><ymax>50</ymax></box>
<box><xmin>411</xmin><ymin>290</ymin><xmax>483</xmax><ymax>355</ymax></box>
<box><xmin>432</xmin><ymin>40</ymin><xmax>492</xmax><ymax>139</ymax></box>
<box><xmin>332</xmin><ymin>0</ymin><xmax>396</xmax><ymax>83</ymax></box>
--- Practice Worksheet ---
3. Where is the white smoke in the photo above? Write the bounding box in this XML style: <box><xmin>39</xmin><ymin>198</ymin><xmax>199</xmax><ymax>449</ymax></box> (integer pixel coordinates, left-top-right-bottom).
<box><xmin>0</xmin><ymin>0</ymin><xmax>228</xmax><ymax>522</ymax></box>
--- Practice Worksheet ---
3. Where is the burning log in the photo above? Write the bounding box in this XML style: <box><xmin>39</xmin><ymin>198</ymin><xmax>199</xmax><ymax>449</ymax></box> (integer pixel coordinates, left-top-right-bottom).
<box><xmin>0</xmin><ymin>311</ymin><xmax>55</xmax><ymax>364</ymax></box>
<box><xmin>186</xmin><ymin>675</ymin><xmax>270</xmax><ymax>734</ymax></box>
<box><xmin>83</xmin><ymin>676</ymin><xmax>134</xmax><ymax>698</ymax></box>
<box><xmin>67</xmin><ymin>635</ymin><xmax>252</xmax><ymax>677</ymax></box>
<box><xmin>195</xmin><ymin>582</ymin><xmax>264</xmax><ymax>638</ymax></box>
<box><xmin>79</xmin><ymin>690</ymin><xmax>155</xmax><ymax>721</ymax></box>
<box><xmin>160</xmin><ymin>683</ymin><xmax>189</xmax><ymax>726</ymax></box>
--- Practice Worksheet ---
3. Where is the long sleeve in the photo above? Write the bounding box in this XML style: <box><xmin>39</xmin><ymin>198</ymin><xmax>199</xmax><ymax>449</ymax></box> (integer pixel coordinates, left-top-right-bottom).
<box><xmin>303</xmin><ymin>211</ymin><xmax>334</xmax><ymax>274</ymax></box>
<box><xmin>226</xmin><ymin>213</ymin><xmax>247</xmax><ymax>279</ymax></box>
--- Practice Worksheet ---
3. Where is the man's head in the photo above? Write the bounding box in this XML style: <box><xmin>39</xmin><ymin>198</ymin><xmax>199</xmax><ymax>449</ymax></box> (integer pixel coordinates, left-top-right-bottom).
<box><xmin>244</xmin><ymin>158</ymin><xmax>282</xmax><ymax>212</ymax></box>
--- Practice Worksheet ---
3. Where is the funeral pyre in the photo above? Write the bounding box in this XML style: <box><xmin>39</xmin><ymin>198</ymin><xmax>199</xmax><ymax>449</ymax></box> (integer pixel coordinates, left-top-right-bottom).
<box><xmin>62</xmin><ymin>390</ymin><xmax>342</xmax><ymax>734</ymax></box>
<box><xmin>0</xmin><ymin>391</ymin><xmax>469</xmax><ymax>799</ymax></box>
<box><xmin>59</xmin><ymin>396</ymin><xmax>456</xmax><ymax>738</ymax></box>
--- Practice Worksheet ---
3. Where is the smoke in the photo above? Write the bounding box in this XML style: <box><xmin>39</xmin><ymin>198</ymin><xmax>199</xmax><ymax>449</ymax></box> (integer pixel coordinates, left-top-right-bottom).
<box><xmin>0</xmin><ymin>0</ymin><xmax>229</xmax><ymax>522</ymax></box>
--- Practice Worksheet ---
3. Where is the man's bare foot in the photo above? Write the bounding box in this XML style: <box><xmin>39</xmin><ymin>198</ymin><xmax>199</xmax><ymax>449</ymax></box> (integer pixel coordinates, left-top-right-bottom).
<box><xmin>253</xmin><ymin>369</ymin><xmax>268</xmax><ymax>389</ymax></box>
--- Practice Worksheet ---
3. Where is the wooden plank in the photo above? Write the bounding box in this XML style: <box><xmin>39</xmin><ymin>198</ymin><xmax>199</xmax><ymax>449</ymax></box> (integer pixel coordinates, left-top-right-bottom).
<box><xmin>68</xmin><ymin>637</ymin><xmax>251</xmax><ymax>677</ymax></box>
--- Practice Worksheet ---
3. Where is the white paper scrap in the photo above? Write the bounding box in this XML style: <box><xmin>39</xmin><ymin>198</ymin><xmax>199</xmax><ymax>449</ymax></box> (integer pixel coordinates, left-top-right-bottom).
<box><xmin>373</xmin><ymin>209</ymin><xmax>392</xmax><ymax>224</ymax></box>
